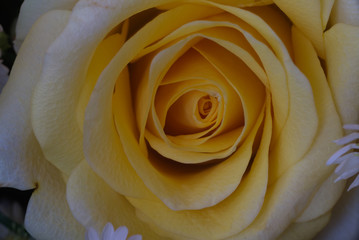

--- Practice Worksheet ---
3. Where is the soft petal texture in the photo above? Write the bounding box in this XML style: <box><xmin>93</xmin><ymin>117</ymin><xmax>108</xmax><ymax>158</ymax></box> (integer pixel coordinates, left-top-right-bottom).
<box><xmin>15</xmin><ymin>0</ymin><xmax>77</xmax><ymax>45</ymax></box>
<box><xmin>25</xmin><ymin>159</ymin><xmax>84</xmax><ymax>239</ymax></box>
<box><xmin>291</xmin><ymin>24</ymin><xmax>345</xmax><ymax>222</ymax></box>
<box><xmin>127</xmin><ymin>96</ymin><xmax>270</xmax><ymax>240</ymax></box>
<box><xmin>85</xmin><ymin>3</ymin><xmax>263</xmax><ymax>211</ymax></box>
<box><xmin>273</xmin><ymin>0</ymin><xmax>335</xmax><ymax>58</ymax></box>
<box><xmin>315</xmin><ymin>184</ymin><xmax>359</xmax><ymax>240</ymax></box>
<box><xmin>330</xmin><ymin>0</ymin><xmax>359</xmax><ymax>26</ymax></box>
<box><xmin>295</xmin><ymin>173</ymin><xmax>345</xmax><ymax>223</ymax></box>
<box><xmin>278</xmin><ymin>212</ymin><xmax>331</xmax><ymax>240</ymax></box>
<box><xmin>325</xmin><ymin>23</ymin><xmax>359</xmax><ymax>125</ymax></box>
<box><xmin>0</xmin><ymin>10</ymin><xmax>70</xmax><ymax>189</ymax></box>
<box><xmin>128</xmin><ymin>235</ymin><xmax>142</xmax><ymax>240</ymax></box>
<box><xmin>67</xmin><ymin>161</ymin><xmax>164</xmax><ymax>240</ymax></box>
<box><xmin>114</xmin><ymin>226</ymin><xmax>129</xmax><ymax>240</ymax></box>
<box><xmin>86</xmin><ymin>228</ymin><xmax>100</xmax><ymax>240</ymax></box>
<box><xmin>0</xmin><ymin>9</ymin><xmax>84</xmax><ymax>239</ymax></box>
<box><xmin>227</xmin><ymin>24</ymin><xmax>342</xmax><ymax>240</ymax></box>
<box><xmin>3</xmin><ymin>1</ymin><xmax>357</xmax><ymax>240</ymax></box>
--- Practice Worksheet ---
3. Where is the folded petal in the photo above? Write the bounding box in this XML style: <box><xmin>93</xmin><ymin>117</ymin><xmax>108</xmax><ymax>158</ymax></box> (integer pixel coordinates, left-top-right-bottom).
<box><xmin>277</xmin><ymin>212</ymin><xmax>331</xmax><ymax>240</ymax></box>
<box><xmin>67</xmin><ymin>161</ymin><xmax>161</xmax><ymax>239</ymax></box>
<box><xmin>15</xmin><ymin>0</ymin><xmax>77</xmax><ymax>46</ymax></box>
<box><xmin>0</xmin><ymin>10</ymin><xmax>70</xmax><ymax>189</ymax></box>
<box><xmin>325</xmin><ymin>23</ymin><xmax>359</xmax><ymax>125</ymax></box>
<box><xmin>25</xmin><ymin>160</ymin><xmax>84</xmax><ymax>239</ymax></box>
<box><xmin>329</xmin><ymin>0</ymin><xmax>359</xmax><ymax>26</ymax></box>
<box><xmin>273</xmin><ymin>0</ymin><xmax>335</xmax><ymax>58</ymax></box>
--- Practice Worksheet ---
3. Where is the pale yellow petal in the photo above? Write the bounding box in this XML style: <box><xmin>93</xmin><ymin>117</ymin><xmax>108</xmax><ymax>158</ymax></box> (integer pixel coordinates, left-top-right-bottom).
<box><xmin>76</xmin><ymin>32</ymin><xmax>126</xmax><ymax>131</ymax></box>
<box><xmin>273</xmin><ymin>0</ymin><xmax>334</xmax><ymax>58</ymax></box>
<box><xmin>15</xmin><ymin>0</ymin><xmax>77</xmax><ymax>45</ymax></box>
<box><xmin>158</xmin><ymin>0</ymin><xmax>273</xmax><ymax>9</ymax></box>
<box><xmin>31</xmin><ymin>0</ymin><xmax>130</xmax><ymax>176</ymax></box>
<box><xmin>127</xmin><ymin>98</ymin><xmax>271</xmax><ymax>239</ymax></box>
<box><xmin>201</xmin><ymin>2</ymin><xmax>318</xmax><ymax>184</ymax></box>
<box><xmin>290</xmin><ymin>26</ymin><xmax>346</xmax><ymax>223</ymax></box>
<box><xmin>329</xmin><ymin>0</ymin><xmax>359</xmax><ymax>26</ymax></box>
<box><xmin>277</xmin><ymin>212</ymin><xmax>331</xmax><ymax>240</ymax></box>
<box><xmin>25</xmin><ymin>160</ymin><xmax>84</xmax><ymax>239</ymax></box>
<box><xmin>67</xmin><ymin>161</ymin><xmax>163</xmax><ymax>239</ymax></box>
<box><xmin>231</xmin><ymin>26</ymin><xmax>342</xmax><ymax>240</ymax></box>
<box><xmin>321</xmin><ymin>0</ymin><xmax>336</xmax><ymax>29</ymax></box>
<box><xmin>113</xmin><ymin>48</ymin><xmax>263</xmax><ymax>209</ymax></box>
<box><xmin>85</xmin><ymin>3</ymin><xmax>252</xmax><ymax>210</ymax></box>
<box><xmin>295</xmin><ymin>172</ymin><xmax>345</xmax><ymax>223</ymax></box>
<box><xmin>0</xmin><ymin>10</ymin><xmax>70</xmax><ymax>189</ymax></box>
<box><xmin>315</xmin><ymin>186</ymin><xmax>359</xmax><ymax>239</ymax></box>
<box><xmin>109</xmin><ymin>68</ymin><xmax>156</xmax><ymax>199</ymax></box>
<box><xmin>325</xmin><ymin>23</ymin><xmax>359</xmax><ymax>125</ymax></box>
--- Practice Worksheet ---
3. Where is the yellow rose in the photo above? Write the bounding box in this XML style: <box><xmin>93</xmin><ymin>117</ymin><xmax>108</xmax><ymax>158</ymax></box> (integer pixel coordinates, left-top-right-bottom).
<box><xmin>0</xmin><ymin>0</ymin><xmax>358</xmax><ymax>239</ymax></box>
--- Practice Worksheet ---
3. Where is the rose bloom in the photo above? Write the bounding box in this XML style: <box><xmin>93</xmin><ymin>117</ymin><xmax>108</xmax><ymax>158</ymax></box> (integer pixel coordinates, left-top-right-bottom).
<box><xmin>0</xmin><ymin>0</ymin><xmax>358</xmax><ymax>239</ymax></box>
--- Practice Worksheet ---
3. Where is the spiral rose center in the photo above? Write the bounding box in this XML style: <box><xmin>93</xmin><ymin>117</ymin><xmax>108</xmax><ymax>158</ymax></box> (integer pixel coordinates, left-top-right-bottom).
<box><xmin>164</xmin><ymin>90</ymin><xmax>219</xmax><ymax>135</ymax></box>
<box><xmin>198</xmin><ymin>95</ymin><xmax>217</xmax><ymax>119</ymax></box>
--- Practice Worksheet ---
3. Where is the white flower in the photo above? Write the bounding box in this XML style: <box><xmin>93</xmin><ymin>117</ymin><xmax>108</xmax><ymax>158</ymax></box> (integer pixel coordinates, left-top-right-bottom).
<box><xmin>327</xmin><ymin>124</ymin><xmax>359</xmax><ymax>191</ymax></box>
<box><xmin>85</xmin><ymin>223</ymin><xmax>142</xmax><ymax>240</ymax></box>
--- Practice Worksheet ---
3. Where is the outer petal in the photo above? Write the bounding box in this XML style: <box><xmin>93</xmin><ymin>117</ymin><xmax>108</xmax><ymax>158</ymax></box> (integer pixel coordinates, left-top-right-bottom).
<box><xmin>0</xmin><ymin>9</ymin><xmax>84</xmax><ymax>240</ymax></box>
<box><xmin>231</xmin><ymin>24</ymin><xmax>342</xmax><ymax>240</ymax></box>
<box><xmin>0</xmin><ymin>10</ymin><xmax>70</xmax><ymax>189</ymax></box>
<box><xmin>325</xmin><ymin>23</ymin><xmax>359</xmax><ymax>125</ymax></box>
<box><xmin>314</xmin><ymin>186</ymin><xmax>359</xmax><ymax>240</ymax></box>
<box><xmin>277</xmin><ymin>212</ymin><xmax>331</xmax><ymax>240</ymax></box>
<box><xmin>66</xmin><ymin>161</ymin><xmax>163</xmax><ymax>240</ymax></box>
<box><xmin>273</xmin><ymin>0</ymin><xmax>335</xmax><ymax>58</ymax></box>
<box><xmin>31</xmin><ymin>0</ymin><xmax>178</xmax><ymax>177</ymax></box>
<box><xmin>15</xmin><ymin>0</ymin><xmax>77</xmax><ymax>46</ymax></box>
<box><xmin>291</xmin><ymin>25</ymin><xmax>346</xmax><ymax>222</ymax></box>
<box><xmin>25</xmin><ymin>160</ymin><xmax>84</xmax><ymax>239</ymax></box>
<box><xmin>329</xmin><ymin>0</ymin><xmax>359</xmax><ymax>26</ymax></box>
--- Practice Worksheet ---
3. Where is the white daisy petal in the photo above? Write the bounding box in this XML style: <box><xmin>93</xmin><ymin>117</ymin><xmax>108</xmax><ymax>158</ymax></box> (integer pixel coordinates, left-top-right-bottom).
<box><xmin>85</xmin><ymin>224</ymin><xmax>142</xmax><ymax>240</ymax></box>
<box><xmin>343</xmin><ymin>124</ymin><xmax>359</xmax><ymax>131</ymax></box>
<box><xmin>327</xmin><ymin>124</ymin><xmax>359</xmax><ymax>191</ymax></box>
<box><xmin>333</xmin><ymin>132</ymin><xmax>359</xmax><ymax>145</ymax></box>
<box><xmin>113</xmin><ymin>226</ymin><xmax>128</xmax><ymax>240</ymax></box>
<box><xmin>101</xmin><ymin>223</ymin><xmax>115</xmax><ymax>240</ymax></box>
<box><xmin>127</xmin><ymin>234</ymin><xmax>142</xmax><ymax>240</ymax></box>
<box><xmin>335</xmin><ymin>153</ymin><xmax>359</xmax><ymax>174</ymax></box>
<box><xmin>327</xmin><ymin>143</ymin><xmax>359</xmax><ymax>165</ymax></box>
<box><xmin>348</xmin><ymin>174</ymin><xmax>359</xmax><ymax>191</ymax></box>
<box><xmin>330</xmin><ymin>152</ymin><xmax>359</xmax><ymax>165</ymax></box>
<box><xmin>86</xmin><ymin>227</ymin><xmax>100</xmax><ymax>240</ymax></box>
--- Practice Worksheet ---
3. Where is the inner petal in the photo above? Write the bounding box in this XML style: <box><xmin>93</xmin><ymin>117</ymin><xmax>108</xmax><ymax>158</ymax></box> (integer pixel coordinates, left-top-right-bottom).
<box><xmin>165</xmin><ymin>90</ymin><xmax>219</xmax><ymax>135</ymax></box>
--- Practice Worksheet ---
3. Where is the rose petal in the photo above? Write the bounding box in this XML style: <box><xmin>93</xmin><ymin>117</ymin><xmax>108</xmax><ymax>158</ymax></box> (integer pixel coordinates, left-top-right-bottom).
<box><xmin>66</xmin><ymin>161</ymin><xmax>162</xmax><ymax>239</ymax></box>
<box><xmin>290</xmin><ymin>23</ymin><xmax>346</xmax><ymax>223</ymax></box>
<box><xmin>325</xmin><ymin>23</ymin><xmax>359</xmax><ymax>125</ymax></box>
<box><xmin>0</xmin><ymin>10</ymin><xmax>71</xmax><ymax>189</ymax></box>
<box><xmin>127</xmin><ymin>98</ymin><xmax>271</xmax><ymax>239</ymax></box>
<box><xmin>113</xmin><ymin>40</ymin><xmax>264</xmax><ymax>209</ymax></box>
<box><xmin>295</xmin><ymin>172</ymin><xmax>345</xmax><ymax>223</ymax></box>
<box><xmin>273</xmin><ymin>0</ymin><xmax>335</xmax><ymax>58</ymax></box>
<box><xmin>314</xmin><ymin>185</ymin><xmax>359</xmax><ymax>239</ymax></box>
<box><xmin>15</xmin><ymin>0</ymin><xmax>77</xmax><ymax>48</ymax></box>
<box><xmin>277</xmin><ymin>212</ymin><xmax>331</xmax><ymax>240</ymax></box>
<box><xmin>329</xmin><ymin>0</ymin><xmax>359</xmax><ymax>26</ymax></box>
<box><xmin>231</xmin><ymin>24</ymin><xmax>342</xmax><ymax>240</ymax></box>
<box><xmin>86</xmin><ymin>3</ymin><xmax>253</xmax><ymax>210</ymax></box>
<box><xmin>24</xmin><ymin>160</ymin><xmax>84</xmax><ymax>239</ymax></box>
<box><xmin>31</xmin><ymin>1</ymin><xmax>127</xmax><ymax>176</ymax></box>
